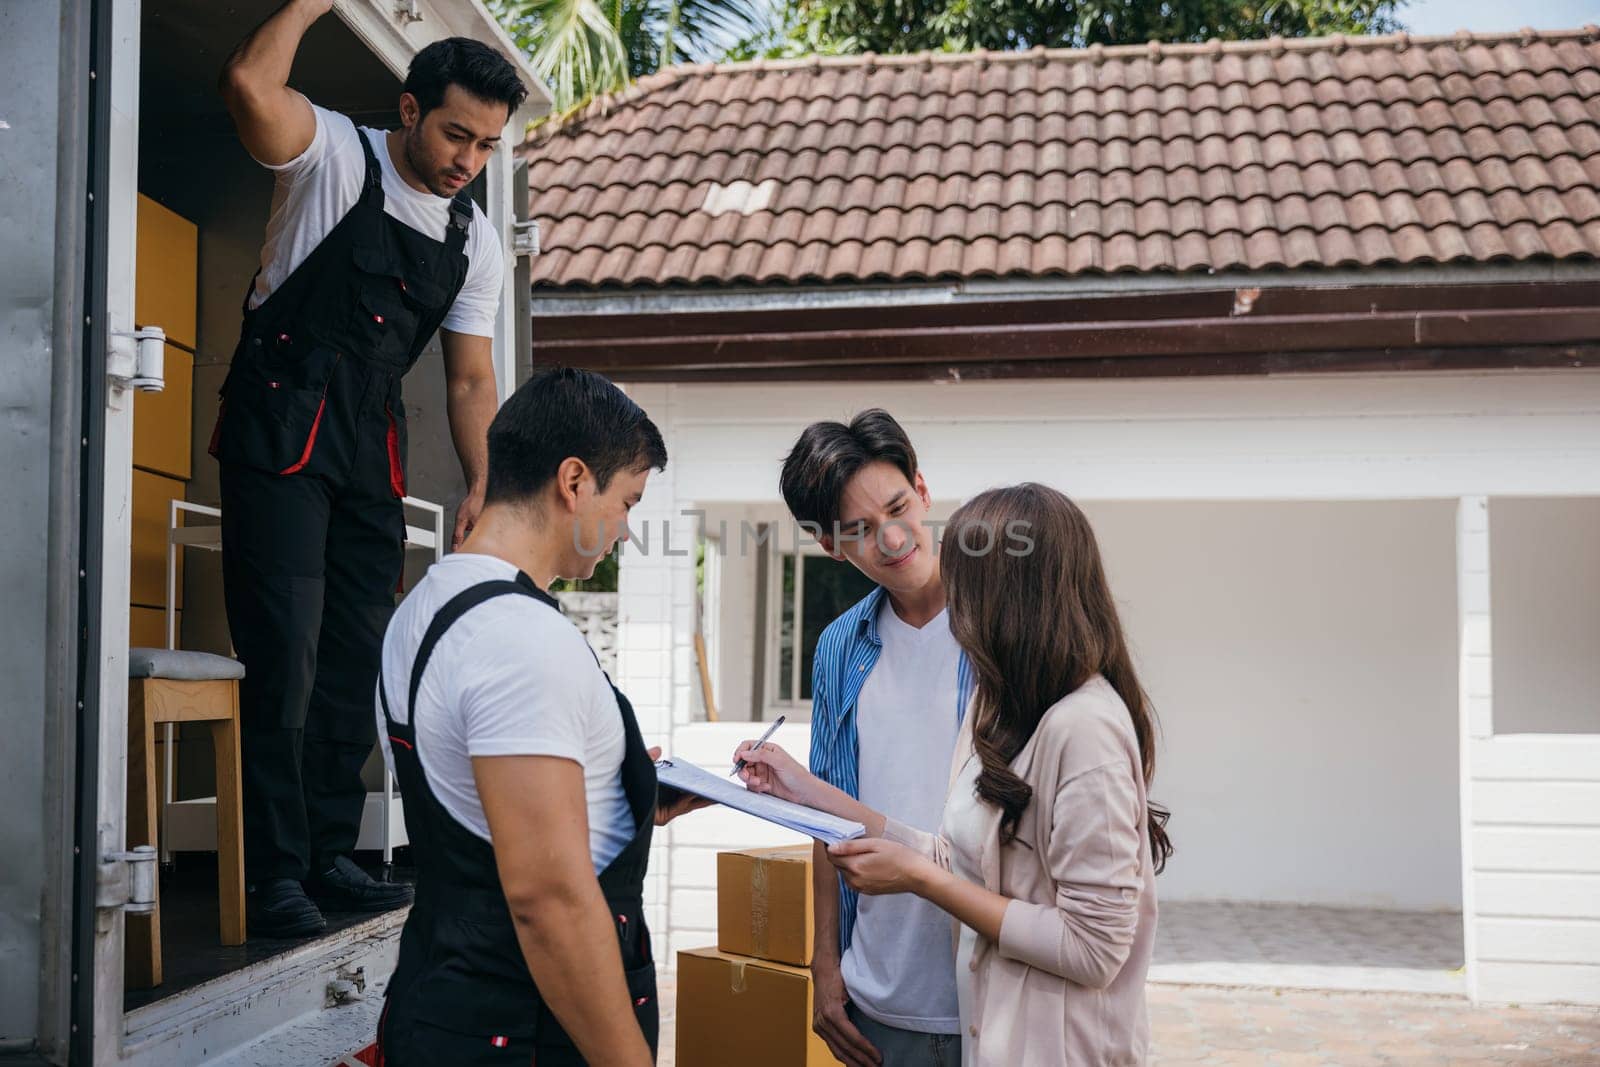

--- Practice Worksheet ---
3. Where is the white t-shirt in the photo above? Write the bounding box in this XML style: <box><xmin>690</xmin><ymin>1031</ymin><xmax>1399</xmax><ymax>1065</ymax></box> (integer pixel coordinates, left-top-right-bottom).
<box><xmin>841</xmin><ymin>602</ymin><xmax>963</xmax><ymax>1033</ymax></box>
<box><xmin>248</xmin><ymin>102</ymin><xmax>503</xmax><ymax>337</ymax></box>
<box><xmin>376</xmin><ymin>554</ymin><xmax>635</xmax><ymax>871</ymax></box>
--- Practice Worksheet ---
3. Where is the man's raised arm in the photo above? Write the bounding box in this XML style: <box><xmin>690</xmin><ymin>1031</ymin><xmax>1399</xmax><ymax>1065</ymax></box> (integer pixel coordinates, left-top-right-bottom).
<box><xmin>474</xmin><ymin>754</ymin><xmax>653</xmax><ymax>1067</ymax></box>
<box><xmin>218</xmin><ymin>0</ymin><xmax>331</xmax><ymax>166</ymax></box>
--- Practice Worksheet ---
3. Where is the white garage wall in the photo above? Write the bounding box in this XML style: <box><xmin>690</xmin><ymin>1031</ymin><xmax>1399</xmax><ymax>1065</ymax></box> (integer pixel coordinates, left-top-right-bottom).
<box><xmin>665</xmin><ymin>373</ymin><xmax>1600</xmax><ymax>504</ymax></box>
<box><xmin>1490</xmin><ymin>497</ymin><xmax>1600</xmax><ymax>736</ymax></box>
<box><xmin>1459</xmin><ymin>497</ymin><xmax>1600</xmax><ymax>1005</ymax></box>
<box><xmin>1082</xmin><ymin>500</ymin><xmax>1462</xmax><ymax>909</ymax></box>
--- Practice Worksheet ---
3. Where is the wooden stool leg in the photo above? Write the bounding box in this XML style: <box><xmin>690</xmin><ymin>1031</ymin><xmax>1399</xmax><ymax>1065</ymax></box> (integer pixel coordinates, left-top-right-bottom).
<box><xmin>210</xmin><ymin>682</ymin><xmax>246</xmax><ymax>945</ymax></box>
<box><xmin>125</xmin><ymin>681</ymin><xmax>162</xmax><ymax>988</ymax></box>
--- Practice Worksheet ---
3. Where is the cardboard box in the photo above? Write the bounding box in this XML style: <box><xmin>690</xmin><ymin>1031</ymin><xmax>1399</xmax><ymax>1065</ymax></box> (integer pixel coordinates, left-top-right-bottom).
<box><xmin>135</xmin><ymin>195</ymin><xmax>198</xmax><ymax>350</ymax></box>
<box><xmin>676</xmin><ymin>947</ymin><xmax>840</xmax><ymax>1067</ymax></box>
<box><xmin>131</xmin><ymin>469</ymin><xmax>184</xmax><ymax>610</ymax></box>
<box><xmin>718</xmin><ymin>844</ymin><xmax>813</xmax><ymax>966</ymax></box>
<box><xmin>133</xmin><ymin>344</ymin><xmax>194</xmax><ymax>480</ymax></box>
<box><xmin>129</xmin><ymin>605</ymin><xmax>178</xmax><ymax>649</ymax></box>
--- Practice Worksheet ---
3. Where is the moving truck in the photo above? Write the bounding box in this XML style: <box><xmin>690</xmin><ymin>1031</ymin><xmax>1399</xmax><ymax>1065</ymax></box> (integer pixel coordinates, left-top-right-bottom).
<box><xmin>1</xmin><ymin>3</ymin><xmax>546</xmax><ymax>1063</ymax></box>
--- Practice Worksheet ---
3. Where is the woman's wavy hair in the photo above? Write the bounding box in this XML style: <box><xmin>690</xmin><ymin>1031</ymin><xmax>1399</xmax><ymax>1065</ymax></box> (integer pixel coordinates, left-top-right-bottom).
<box><xmin>940</xmin><ymin>483</ymin><xmax>1172</xmax><ymax>872</ymax></box>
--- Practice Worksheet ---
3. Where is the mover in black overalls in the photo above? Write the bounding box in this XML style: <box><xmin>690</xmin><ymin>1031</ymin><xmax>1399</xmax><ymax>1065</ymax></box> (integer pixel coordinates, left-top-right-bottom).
<box><xmin>373</xmin><ymin>369</ymin><xmax>709</xmax><ymax>1065</ymax></box>
<box><xmin>215</xmin><ymin>1</ymin><xmax>528</xmax><ymax>936</ymax></box>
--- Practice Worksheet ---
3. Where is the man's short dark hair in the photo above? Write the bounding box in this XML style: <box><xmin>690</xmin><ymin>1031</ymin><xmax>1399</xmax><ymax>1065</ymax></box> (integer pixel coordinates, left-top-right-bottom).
<box><xmin>404</xmin><ymin>37</ymin><xmax>528</xmax><ymax>119</ymax></box>
<box><xmin>485</xmin><ymin>367</ymin><xmax>667</xmax><ymax>506</ymax></box>
<box><xmin>779</xmin><ymin>409</ymin><xmax>919</xmax><ymax>531</ymax></box>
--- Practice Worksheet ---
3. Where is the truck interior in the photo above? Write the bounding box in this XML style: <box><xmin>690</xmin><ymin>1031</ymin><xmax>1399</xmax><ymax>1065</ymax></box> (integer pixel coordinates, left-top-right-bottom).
<box><xmin>125</xmin><ymin>0</ymin><xmax>430</xmax><ymax>1020</ymax></box>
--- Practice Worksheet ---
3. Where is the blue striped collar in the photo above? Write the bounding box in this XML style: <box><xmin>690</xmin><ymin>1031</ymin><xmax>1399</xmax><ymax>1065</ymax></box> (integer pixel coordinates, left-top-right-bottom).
<box><xmin>851</xmin><ymin>585</ymin><xmax>889</xmax><ymax>647</ymax></box>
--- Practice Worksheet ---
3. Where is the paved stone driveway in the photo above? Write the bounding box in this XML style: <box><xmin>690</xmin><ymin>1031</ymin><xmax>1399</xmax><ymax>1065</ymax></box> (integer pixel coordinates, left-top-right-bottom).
<box><xmin>1150</xmin><ymin>903</ymin><xmax>1467</xmax><ymax>997</ymax></box>
<box><xmin>1149</xmin><ymin>985</ymin><xmax>1600</xmax><ymax>1065</ymax></box>
<box><xmin>659</xmin><ymin>978</ymin><xmax>1600</xmax><ymax>1066</ymax></box>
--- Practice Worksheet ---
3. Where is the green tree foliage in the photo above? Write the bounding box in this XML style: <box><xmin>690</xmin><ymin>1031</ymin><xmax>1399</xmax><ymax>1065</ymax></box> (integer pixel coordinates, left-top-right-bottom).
<box><xmin>737</xmin><ymin>0</ymin><xmax>1405</xmax><ymax>59</ymax></box>
<box><xmin>489</xmin><ymin>0</ymin><xmax>764</xmax><ymax>115</ymax></box>
<box><xmin>551</xmin><ymin>551</ymin><xmax>619</xmax><ymax>593</ymax></box>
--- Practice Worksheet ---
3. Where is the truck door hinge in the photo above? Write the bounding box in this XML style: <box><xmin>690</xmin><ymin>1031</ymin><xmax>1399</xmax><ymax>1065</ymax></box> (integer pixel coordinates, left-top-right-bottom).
<box><xmin>511</xmin><ymin>219</ymin><xmax>540</xmax><ymax>258</ymax></box>
<box><xmin>96</xmin><ymin>832</ymin><xmax>157</xmax><ymax>914</ymax></box>
<box><xmin>108</xmin><ymin>325</ymin><xmax>167</xmax><ymax>392</ymax></box>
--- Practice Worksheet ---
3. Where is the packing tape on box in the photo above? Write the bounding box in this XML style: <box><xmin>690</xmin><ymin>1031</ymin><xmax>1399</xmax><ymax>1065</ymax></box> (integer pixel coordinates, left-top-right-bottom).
<box><xmin>730</xmin><ymin>956</ymin><xmax>747</xmax><ymax>994</ymax></box>
<box><xmin>750</xmin><ymin>859</ymin><xmax>769</xmax><ymax>959</ymax></box>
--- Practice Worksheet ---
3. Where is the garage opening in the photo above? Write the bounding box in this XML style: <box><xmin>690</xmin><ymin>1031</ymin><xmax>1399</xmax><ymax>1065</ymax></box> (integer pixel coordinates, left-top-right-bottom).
<box><xmin>700</xmin><ymin>497</ymin><xmax>1468</xmax><ymax>993</ymax></box>
<box><xmin>1086</xmin><ymin>499</ymin><xmax>1465</xmax><ymax>994</ymax></box>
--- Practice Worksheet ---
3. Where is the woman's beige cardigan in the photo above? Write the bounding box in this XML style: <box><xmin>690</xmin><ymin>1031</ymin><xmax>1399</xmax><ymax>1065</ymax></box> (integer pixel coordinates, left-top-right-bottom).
<box><xmin>883</xmin><ymin>675</ymin><xmax>1158</xmax><ymax>1066</ymax></box>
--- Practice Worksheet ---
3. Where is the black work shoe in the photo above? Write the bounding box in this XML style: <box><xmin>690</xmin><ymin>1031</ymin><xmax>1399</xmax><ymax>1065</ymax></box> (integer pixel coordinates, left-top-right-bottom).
<box><xmin>247</xmin><ymin>878</ymin><xmax>327</xmax><ymax>939</ymax></box>
<box><xmin>307</xmin><ymin>854</ymin><xmax>414</xmax><ymax>913</ymax></box>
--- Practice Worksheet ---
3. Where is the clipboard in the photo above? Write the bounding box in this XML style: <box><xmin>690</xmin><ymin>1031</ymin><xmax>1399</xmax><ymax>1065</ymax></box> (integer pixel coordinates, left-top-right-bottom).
<box><xmin>655</xmin><ymin>758</ymin><xmax>866</xmax><ymax>845</ymax></box>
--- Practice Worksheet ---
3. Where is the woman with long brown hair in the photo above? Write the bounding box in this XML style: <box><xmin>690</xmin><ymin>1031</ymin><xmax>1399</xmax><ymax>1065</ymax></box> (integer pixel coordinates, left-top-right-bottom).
<box><xmin>735</xmin><ymin>483</ymin><xmax>1170</xmax><ymax>1066</ymax></box>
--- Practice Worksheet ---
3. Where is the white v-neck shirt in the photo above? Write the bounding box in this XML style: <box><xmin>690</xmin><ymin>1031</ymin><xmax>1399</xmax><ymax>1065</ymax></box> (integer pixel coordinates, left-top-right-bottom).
<box><xmin>246</xmin><ymin>101</ymin><xmax>504</xmax><ymax>338</ymax></box>
<box><xmin>841</xmin><ymin>602</ymin><xmax>963</xmax><ymax>1033</ymax></box>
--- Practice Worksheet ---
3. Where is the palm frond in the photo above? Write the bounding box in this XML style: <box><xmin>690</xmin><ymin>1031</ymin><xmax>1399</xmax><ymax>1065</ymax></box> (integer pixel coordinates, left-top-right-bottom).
<box><xmin>491</xmin><ymin>0</ymin><xmax>631</xmax><ymax>113</ymax></box>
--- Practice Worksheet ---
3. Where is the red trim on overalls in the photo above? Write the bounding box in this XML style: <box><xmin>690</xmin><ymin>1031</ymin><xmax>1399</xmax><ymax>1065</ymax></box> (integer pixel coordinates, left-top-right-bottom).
<box><xmin>385</xmin><ymin>406</ymin><xmax>406</xmax><ymax>498</ymax></box>
<box><xmin>277</xmin><ymin>395</ymin><xmax>328</xmax><ymax>475</ymax></box>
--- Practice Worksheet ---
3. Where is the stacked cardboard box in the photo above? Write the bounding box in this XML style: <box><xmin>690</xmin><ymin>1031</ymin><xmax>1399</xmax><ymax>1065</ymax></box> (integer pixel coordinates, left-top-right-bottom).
<box><xmin>677</xmin><ymin>845</ymin><xmax>841</xmax><ymax>1066</ymax></box>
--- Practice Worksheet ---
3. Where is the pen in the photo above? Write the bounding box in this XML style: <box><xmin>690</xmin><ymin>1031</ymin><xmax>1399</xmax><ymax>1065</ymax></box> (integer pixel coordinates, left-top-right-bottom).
<box><xmin>730</xmin><ymin>715</ymin><xmax>786</xmax><ymax>777</ymax></box>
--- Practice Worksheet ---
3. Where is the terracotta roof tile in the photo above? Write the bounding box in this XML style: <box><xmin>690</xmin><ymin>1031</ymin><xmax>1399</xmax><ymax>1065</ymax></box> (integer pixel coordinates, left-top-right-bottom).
<box><xmin>1413</xmin><ymin>189</ymin><xmax>1455</xmax><ymax>227</ymax></box>
<box><xmin>1564</xmin><ymin>184</ymin><xmax>1600</xmax><ymax>221</ymax></box>
<box><xmin>1354</xmin><ymin>226</ymin><xmax>1399</xmax><ymax>262</ymax></box>
<box><xmin>522</xmin><ymin>28</ymin><xmax>1600</xmax><ymax>289</ymax></box>
<box><xmin>1565</xmin><ymin>154</ymin><xmax>1600</xmax><ymax>187</ymax></box>
<box><xmin>1200</xmin><ymin>167</ymin><xmax>1236</xmax><ymax>201</ymax></box>
<box><xmin>1504</xmin><ymin>220</ymin><xmax>1549</xmax><ymax>258</ymax></box>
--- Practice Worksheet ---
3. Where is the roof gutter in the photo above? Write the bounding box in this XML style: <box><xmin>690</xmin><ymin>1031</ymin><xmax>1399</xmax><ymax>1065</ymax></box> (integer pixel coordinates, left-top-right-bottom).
<box><xmin>531</xmin><ymin>278</ymin><xmax>1600</xmax><ymax>382</ymax></box>
<box><xmin>528</xmin><ymin>261</ymin><xmax>1600</xmax><ymax>318</ymax></box>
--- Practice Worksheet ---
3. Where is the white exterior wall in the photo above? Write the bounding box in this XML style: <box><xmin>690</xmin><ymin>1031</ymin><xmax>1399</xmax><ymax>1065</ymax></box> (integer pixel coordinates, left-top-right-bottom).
<box><xmin>618</xmin><ymin>370</ymin><xmax>1600</xmax><ymax>1000</ymax></box>
<box><xmin>1459</xmin><ymin>497</ymin><xmax>1600</xmax><ymax>1005</ymax></box>
<box><xmin>615</xmin><ymin>384</ymin><xmax>699</xmax><ymax>964</ymax></box>
<box><xmin>1489</xmin><ymin>498</ymin><xmax>1600</xmax><ymax>736</ymax></box>
<box><xmin>663</xmin><ymin>373</ymin><xmax>1600</xmax><ymax>504</ymax></box>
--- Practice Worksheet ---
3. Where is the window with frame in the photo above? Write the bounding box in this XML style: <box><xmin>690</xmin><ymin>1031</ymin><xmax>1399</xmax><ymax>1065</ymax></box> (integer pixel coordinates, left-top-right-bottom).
<box><xmin>764</xmin><ymin>544</ymin><xmax>877</xmax><ymax>712</ymax></box>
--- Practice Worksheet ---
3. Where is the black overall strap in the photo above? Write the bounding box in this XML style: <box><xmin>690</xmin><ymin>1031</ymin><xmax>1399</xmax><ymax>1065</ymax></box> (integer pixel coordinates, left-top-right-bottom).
<box><xmin>379</xmin><ymin>572</ymin><xmax>558</xmax><ymax>727</ymax></box>
<box><xmin>355</xmin><ymin>119</ymin><xmax>385</xmax><ymax>209</ymax></box>
<box><xmin>446</xmin><ymin>191</ymin><xmax>472</xmax><ymax>256</ymax></box>
<box><xmin>236</xmin><ymin>118</ymin><xmax>388</xmax><ymax>320</ymax></box>
<box><xmin>352</xmin><ymin>116</ymin><xmax>469</xmax><ymax>258</ymax></box>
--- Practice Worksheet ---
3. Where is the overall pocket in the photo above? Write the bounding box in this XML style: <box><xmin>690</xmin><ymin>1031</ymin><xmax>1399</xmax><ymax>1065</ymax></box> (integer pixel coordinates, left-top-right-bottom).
<box><xmin>625</xmin><ymin>957</ymin><xmax>660</xmax><ymax>1054</ymax></box>
<box><xmin>350</xmin><ymin>245</ymin><xmax>445</xmax><ymax>364</ymax></box>
<box><xmin>213</xmin><ymin>338</ymin><xmax>341</xmax><ymax>474</ymax></box>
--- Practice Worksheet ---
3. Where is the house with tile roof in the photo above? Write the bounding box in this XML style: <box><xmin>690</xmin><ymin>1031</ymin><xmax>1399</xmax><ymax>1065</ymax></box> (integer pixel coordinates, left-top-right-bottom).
<box><xmin>520</xmin><ymin>28</ymin><xmax>1600</xmax><ymax>1007</ymax></box>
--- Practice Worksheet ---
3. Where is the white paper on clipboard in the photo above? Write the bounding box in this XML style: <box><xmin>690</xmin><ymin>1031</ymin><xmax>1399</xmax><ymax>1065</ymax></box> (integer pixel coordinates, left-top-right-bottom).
<box><xmin>654</xmin><ymin>758</ymin><xmax>866</xmax><ymax>845</ymax></box>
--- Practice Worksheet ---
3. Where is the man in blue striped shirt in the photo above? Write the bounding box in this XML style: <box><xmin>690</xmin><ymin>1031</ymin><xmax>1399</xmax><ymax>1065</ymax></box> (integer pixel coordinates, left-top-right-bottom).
<box><xmin>780</xmin><ymin>410</ymin><xmax>968</xmax><ymax>1067</ymax></box>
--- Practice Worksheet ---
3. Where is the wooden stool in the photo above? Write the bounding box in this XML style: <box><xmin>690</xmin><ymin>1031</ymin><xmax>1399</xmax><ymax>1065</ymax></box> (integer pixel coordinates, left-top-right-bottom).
<box><xmin>126</xmin><ymin>648</ymin><xmax>247</xmax><ymax>989</ymax></box>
